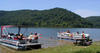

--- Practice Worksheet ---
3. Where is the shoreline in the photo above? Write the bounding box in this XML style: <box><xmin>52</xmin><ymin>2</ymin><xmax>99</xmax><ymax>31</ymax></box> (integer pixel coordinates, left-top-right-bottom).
<box><xmin>39</xmin><ymin>38</ymin><xmax>73</xmax><ymax>48</ymax></box>
<box><xmin>0</xmin><ymin>39</ymin><xmax>100</xmax><ymax>53</ymax></box>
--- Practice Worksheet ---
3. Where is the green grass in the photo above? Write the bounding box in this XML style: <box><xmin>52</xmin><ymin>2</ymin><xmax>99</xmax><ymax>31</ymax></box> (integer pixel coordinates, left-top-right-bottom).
<box><xmin>0</xmin><ymin>41</ymin><xmax>100</xmax><ymax>53</ymax></box>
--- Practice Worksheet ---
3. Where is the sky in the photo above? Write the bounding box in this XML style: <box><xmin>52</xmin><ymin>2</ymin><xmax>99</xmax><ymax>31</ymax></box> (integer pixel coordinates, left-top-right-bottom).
<box><xmin>0</xmin><ymin>0</ymin><xmax>100</xmax><ymax>17</ymax></box>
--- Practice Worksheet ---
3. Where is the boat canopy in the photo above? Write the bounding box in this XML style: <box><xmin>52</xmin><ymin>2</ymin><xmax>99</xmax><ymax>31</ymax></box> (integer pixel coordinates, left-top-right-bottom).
<box><xmin>1</xmin><ymin>25</ymin><xmax>14</xmax><ymax>36</ymax></box>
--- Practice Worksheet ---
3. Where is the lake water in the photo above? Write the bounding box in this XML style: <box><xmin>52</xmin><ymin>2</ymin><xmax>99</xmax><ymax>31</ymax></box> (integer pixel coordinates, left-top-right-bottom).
<box><xmin>1</xmin><ymin>27</ymin><xmax>100</xmax><ymax>41</ymax></box>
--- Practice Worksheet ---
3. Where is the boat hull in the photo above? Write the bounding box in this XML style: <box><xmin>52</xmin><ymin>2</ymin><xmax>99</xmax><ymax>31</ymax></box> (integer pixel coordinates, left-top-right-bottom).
<box><xmin>0</xmin><ymin>39</ymin><xmax>41</xmax><ymax>50</ymax></box>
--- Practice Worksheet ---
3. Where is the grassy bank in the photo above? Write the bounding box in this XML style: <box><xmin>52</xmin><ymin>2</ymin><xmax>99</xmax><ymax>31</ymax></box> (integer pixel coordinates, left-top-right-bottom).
<box><xmin>0</xmin><ymin>41</ymin><xmax>100</xmax><ymax>53</ymax></box>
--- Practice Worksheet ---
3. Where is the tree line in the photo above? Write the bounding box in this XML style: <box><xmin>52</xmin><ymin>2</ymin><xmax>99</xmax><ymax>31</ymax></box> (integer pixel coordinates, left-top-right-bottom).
<box><xmin>0</xmin><ymin>8</ymin><xmax>94</xmax><ymax>28</ymax></box>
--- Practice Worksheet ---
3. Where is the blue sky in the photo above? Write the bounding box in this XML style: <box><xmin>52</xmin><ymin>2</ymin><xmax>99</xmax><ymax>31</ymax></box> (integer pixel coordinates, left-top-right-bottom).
<box><xmin>0</xmin><ymin>0</ymin><xmax>100</xmax><ymax>17</ymax></box>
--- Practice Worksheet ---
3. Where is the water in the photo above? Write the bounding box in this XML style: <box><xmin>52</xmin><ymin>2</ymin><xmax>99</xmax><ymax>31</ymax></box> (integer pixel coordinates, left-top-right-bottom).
<box><xmin>1</xmin><ymin>27</ymin><xmax>100</xmax><ymax>41</ymax></box>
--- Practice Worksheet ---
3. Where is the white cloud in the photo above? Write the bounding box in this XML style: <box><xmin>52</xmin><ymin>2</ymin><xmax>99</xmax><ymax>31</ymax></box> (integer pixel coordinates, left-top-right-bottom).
<box><xmin>73</xmin><ymin>9</ymin><xmax>100</xmax><ymax>17</ymax></box>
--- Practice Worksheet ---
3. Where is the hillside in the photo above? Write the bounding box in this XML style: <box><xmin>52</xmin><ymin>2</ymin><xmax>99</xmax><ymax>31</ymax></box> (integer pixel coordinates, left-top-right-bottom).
<box><xmin>0</xmin><ymin>8</ymin><xmax>93</xmax><ymax>27</ymax></box>
<box><xmin>86</xmin><ymin>16</ymin><xmax>100</xmax><ymax>27</ymax></box>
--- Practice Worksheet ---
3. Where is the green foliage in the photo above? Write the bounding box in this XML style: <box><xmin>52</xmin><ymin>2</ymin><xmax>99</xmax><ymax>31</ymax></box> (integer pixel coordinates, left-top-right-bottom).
<box><xmin>86</xmin><ymin>16</ymin><xmax>100</xmax><ymax>28</ymax></box>
<box><xmin>0</xmin><ymin>8</ymin><xmax>93</xmax><ymax>28</ymax></box>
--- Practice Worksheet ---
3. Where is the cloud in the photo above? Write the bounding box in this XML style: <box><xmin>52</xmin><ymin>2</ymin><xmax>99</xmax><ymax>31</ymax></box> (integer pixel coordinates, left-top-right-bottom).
<box><xmin>73</xmin><ymin>9</ymin><xmax>100</xmax><ymax>17</ymax></box>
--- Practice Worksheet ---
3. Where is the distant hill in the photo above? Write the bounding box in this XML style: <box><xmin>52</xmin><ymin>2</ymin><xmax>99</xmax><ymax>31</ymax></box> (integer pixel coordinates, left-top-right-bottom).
<box><xmin>0</xmin><ymin>8</ymin><xmax>93</xmax><ymax>28</ymax></box>
<box><xmin>86</xmin><ymin>16</ymin><xmax>100</xmax><ymax>27</ymax></box>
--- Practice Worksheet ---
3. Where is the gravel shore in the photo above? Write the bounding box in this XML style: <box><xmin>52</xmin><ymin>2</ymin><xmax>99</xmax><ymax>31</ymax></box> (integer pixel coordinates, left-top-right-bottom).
<box><xmin>39</xmin><ymin>38</ymin><xmax>73</xmax><ymax>48</ymax></box>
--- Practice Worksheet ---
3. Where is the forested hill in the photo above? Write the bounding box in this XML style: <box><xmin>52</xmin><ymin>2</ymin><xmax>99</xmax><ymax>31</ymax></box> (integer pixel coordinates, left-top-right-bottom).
<box><xmin>0</xmin><ymin>8</ymin><xmax>93</xmax><ymax>28</ymax></box>
<box><xmin>86</xmin><ymin>16</ymin><xmax>100</xmax><ymax>27</ymax></box>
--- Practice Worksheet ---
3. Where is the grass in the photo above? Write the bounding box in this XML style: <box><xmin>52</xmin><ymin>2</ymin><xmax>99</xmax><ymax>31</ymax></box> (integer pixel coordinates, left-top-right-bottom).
<box><xmin>0</xmin><ymin>41</ymin><xmax>100</xmax><ymax>53</ymax></box>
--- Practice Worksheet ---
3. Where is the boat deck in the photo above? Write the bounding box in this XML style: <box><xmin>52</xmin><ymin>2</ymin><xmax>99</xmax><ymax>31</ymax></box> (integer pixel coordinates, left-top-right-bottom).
<box><xmin>0</xmin><ymin>39</ymin><xmax>42</xmax><ymax>50</ymax></box>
